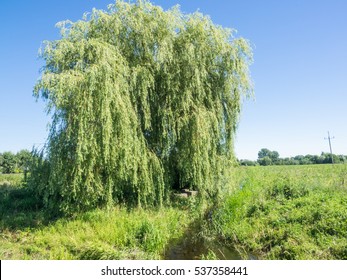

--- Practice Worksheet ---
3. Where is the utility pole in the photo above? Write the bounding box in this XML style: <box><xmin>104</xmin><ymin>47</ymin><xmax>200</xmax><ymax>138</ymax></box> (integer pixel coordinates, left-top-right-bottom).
<box><xmin>324</xmin><ymin>131</ymin><xmax>335</xmax><ymax>164</ymax></box>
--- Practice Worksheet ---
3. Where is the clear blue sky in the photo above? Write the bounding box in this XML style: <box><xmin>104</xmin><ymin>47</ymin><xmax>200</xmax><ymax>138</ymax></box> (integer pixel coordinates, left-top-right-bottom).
<box><xmin>1</xmin><ymin>0</ymin><xmax>346</xmax><ymax>160</ymax></box>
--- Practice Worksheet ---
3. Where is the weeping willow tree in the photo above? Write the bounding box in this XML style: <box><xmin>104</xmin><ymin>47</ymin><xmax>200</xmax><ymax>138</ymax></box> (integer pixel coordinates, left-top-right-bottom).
<box><xmin>33</xmin><ymin>0</ymin><xmax>253</xmax><ymax>214</ymax></box>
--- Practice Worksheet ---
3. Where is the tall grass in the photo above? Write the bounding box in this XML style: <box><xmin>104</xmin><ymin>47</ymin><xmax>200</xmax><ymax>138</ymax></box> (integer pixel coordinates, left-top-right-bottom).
<box><xmin>0</xmin><ymin>205</ymin><xmax>192</xmax><ymax>259</ymax></box>
<box><xmin>2</xmin><ymin>165</ymin><xmax>347</xmax><ymax>260</ymax></box>
<box><xmin>212</xmin><ymin>165</ymin><xmax>347</xmax><ymax>259</ymax></box>
<box><xmin>0</xmin><ymin>173</ymin><xmax>195</xmax><ymax>259</ymax></box>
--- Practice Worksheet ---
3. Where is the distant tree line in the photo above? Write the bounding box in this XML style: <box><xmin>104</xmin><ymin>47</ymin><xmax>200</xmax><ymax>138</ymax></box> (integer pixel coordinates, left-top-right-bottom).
<box><xmin>0</xmin><ymin>150</ymin><xmax>33</xmax><ymax>174</ymax></box>
<box><xmin>239</xmin><ymin>148</ymin><xmax>347</xmax><ymax>166</ymax></box>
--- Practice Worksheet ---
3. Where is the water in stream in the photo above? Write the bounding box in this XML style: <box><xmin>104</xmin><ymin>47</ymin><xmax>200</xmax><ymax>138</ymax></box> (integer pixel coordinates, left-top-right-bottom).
<box><xmin>164</xmin><ymin>236</ymin><xmax>255</xmax><ymax>260</ymax></box>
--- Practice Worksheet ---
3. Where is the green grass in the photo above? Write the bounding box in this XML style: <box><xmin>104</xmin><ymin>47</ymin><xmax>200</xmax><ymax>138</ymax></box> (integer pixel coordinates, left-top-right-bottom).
<box><xmin>1</xmin><ymin>165</ymin><xmax>347</xmax><ymax>260</ymax></box>
<box><xmin>0</xmin><ymin>173</ymin><xmax>23</xmax><ymax>187</ymax></box>
<box><xmin>1</xmin><ymin>206</ymin><xmax>191</xmax><ymax>259</ymax></box>
<box><xmin>0</xmin><ymin>174</ymin><xmax>191</xmax><ymax>259</ymax></box>
<box><xmin>0</xmin><ymin>173</ymin><xmax>45</xmax><ymax>230</ymax></box>
<box><xmin>212</xmin><ymin>164</ymin><xmax>347</xmax><ymax>259</ymax></box>
<box><xmin>0</xmin><ymin>173</ymin><xmax>199</xmax><ymax>260</ymax></box>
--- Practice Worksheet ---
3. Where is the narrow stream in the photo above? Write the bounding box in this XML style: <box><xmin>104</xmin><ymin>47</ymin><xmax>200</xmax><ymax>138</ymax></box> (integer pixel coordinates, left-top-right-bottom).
<box><xmin>164</xmin><ymin>236</ymin><xmax>255</xmax><ymax>260</ymax></box>
<box><xmin>166</xmin><ymin>189</ymin><xmax>258</xmax><ymax>260</ymax></box>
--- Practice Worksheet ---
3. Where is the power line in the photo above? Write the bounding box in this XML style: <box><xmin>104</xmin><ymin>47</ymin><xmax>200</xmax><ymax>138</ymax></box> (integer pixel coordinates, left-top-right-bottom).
<box><xmin>324</xmin><ymin>131</ymin><xmax>335</xmax><ymax>164</ymax></box>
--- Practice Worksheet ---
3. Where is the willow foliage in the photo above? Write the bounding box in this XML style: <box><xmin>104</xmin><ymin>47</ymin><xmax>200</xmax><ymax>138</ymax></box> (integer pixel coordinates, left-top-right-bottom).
<box><xmin>33</xmin><ymin>0</ymin><xmax>253</xmax><ymax>214</ymax></box>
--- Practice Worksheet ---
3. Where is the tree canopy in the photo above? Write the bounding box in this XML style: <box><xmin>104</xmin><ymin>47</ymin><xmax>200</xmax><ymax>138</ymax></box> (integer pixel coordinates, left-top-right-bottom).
<box><xmin>0</xmin><ymin>150</ymin><xmax>33</xmax><ymax>174</ymax></box>
<box><xmin>1</xmin><ymin>152</ymin><xmax>17</xmax><ymax>174</ymax></box>
<box><xmin>33</xmin><ymin>0</ymin><xmax>253</xmax><ymax>214</ymax></box>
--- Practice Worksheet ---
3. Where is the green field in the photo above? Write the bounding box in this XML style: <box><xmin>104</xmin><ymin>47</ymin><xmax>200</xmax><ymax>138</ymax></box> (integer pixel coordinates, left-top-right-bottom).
<box><xmin>212</xmin><ymin>164</ymin><xmax>347</xmax><ymax>259</ymax></box>
<box><xmin>0</xmin><ymin>174</ymin><xmax>194</xmax><ymax>259</ymax></box>
<box><xmin>1</xmin><ymin>164</ymin><xmax>347</xmax><ymax>259</ymax></box>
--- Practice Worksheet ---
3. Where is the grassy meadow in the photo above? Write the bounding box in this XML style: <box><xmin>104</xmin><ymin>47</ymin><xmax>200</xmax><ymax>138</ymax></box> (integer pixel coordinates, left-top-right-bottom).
<box><xmin>1</xmin><ymin>164</ymin><xmax>347</xmax><ymax>260</ymax></box>
<box><xmin>212</xmin><ymin>164</ymin><xmax>347</xmax><ymax>259</ymax></box>
<box><xmin>0</xmin><ymin>174</ymin><xmax>194</xmax><ymax>259</ymax></box>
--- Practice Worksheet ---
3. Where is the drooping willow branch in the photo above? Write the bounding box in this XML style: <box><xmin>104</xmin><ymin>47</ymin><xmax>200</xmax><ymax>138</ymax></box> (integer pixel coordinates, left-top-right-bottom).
<box><xmin>33</xmin><ymin>0</ymin><xmax>253</xmax><ymax>214</ymax></box>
